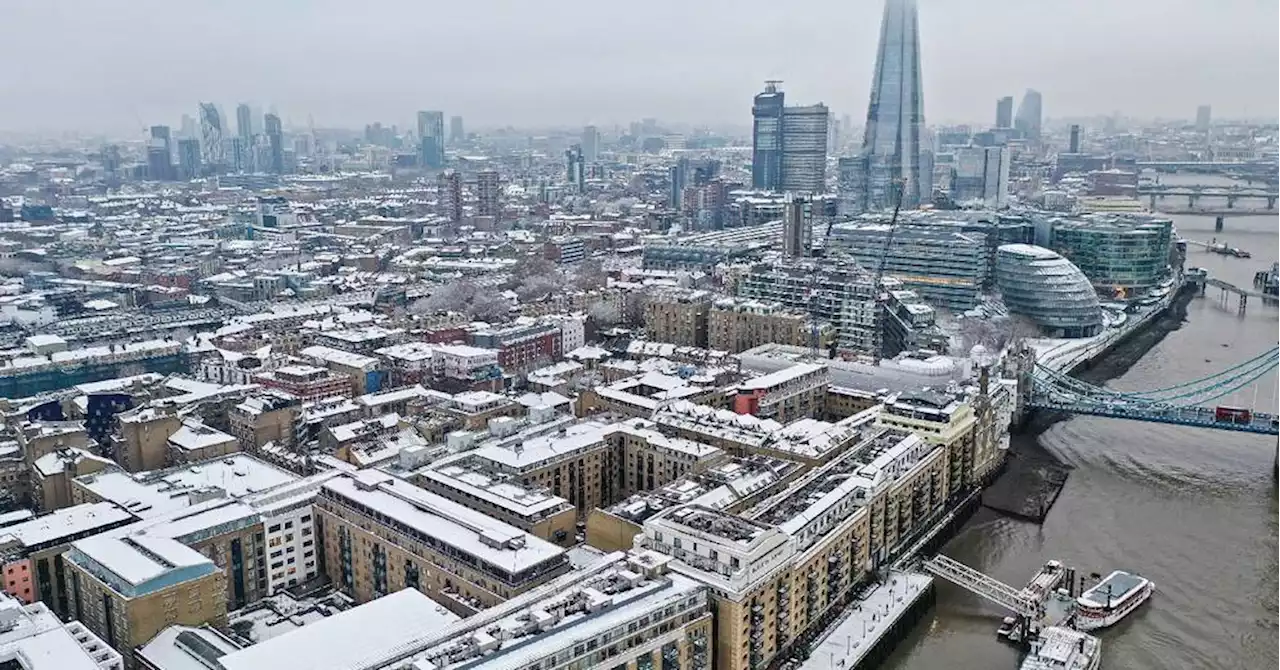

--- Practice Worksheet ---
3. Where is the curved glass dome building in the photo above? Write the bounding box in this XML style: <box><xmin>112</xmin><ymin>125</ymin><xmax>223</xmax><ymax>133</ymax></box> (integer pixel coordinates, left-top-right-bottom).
<box><xmin>996</xmin><ymin>244</ymin><xmax>1104</xmax><ymax>338</ymax></box>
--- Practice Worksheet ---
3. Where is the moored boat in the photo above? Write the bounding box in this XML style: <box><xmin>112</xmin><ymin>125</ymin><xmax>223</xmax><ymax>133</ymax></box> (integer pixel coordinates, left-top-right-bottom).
<box><xmin>1074</xmin><ymin>570</ymin><xmax>1153</xmax><ymax>631</ymax></box>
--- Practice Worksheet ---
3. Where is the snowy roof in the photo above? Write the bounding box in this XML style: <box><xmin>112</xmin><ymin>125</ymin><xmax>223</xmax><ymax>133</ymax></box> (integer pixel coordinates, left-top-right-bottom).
<box><xmin>0</xmin><ymin>502</ymin><xmax>134</xmax><ymax>549</ymax></box>
<box><xmin>218</xmin><ymin>589</ymin><xmax>458</xmax><ymax>670</ymax></box>
<box><xmin>739</xmin><ymin>362</ymin><xmax>826</xmax><ymax>391</ymax></box>
<box><xmin>0</xmin><ymin>599</ymin><xmax>123</xmax><ymax>670</ymax></box>
<box><xmin>167</xmin><ymin>421</ymin><xmax>236</xmax><ymax>452</ymax></box>
<box><xmin>68</xmin><ymin>535</ymin><xmax>217</xmax><ymax>596</ymax></box>
<box><xmin>421</xmin><ymin>465</ymin><xmax>570</xmax><ymax>519</ymax></box>
<box><xmin>136</xmin><ymin>625</ymin><xmax>241</xmax><ymax>670</ymax></box>
<box><xmin>300</xmin><ymin>345</ymin><xmax>379</xmax><ymax>370</ymax></box>
<box><xmin>75</xmin><ymin>455</ymin><xmax>297</xmax><ymax>518</ymax></box>
<box><xmin>322</xmin><ymin>471</ymin><xmax>566</xmax><ymax>574</ymax></box>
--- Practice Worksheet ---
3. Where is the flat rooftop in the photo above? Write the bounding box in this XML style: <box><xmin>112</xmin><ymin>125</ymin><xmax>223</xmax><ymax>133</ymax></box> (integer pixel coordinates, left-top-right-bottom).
<box><xmin>75</xmin><ymin>454</ymin><xmax>298</xmax><ymax>518</ymax></box>
<box><xmin>322</xmin><ymin>471</ymin><xmax>566</xmax><ymax>575</ymax></box>
<box><xmin>219</xmin><ymin>589</ymin><xmax>459</xmax><ymax>670</ymax></box>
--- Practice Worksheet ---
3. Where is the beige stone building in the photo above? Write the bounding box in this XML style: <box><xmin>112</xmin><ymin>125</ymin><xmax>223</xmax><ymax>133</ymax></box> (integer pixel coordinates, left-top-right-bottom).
<box><xmin>642</xmin><ymin>426</ymin><xmax>951</xmax><ymax>670</ymax></box>
<box><xmin>459</xmin><ymin>419</ymin><xmax>725</xmax><ymax>518</ymax></box>
<box><xmin>412</xmin><ymin>461</ymin><xmax>578</xmax><ymax>546</ymax></box>
<box><xmin>64</xmin><ymin>535</ymin><xmax>228</xmax><ymax>670</ymax></box>
<box><xmin>114</xmin><ymin>408</ymin><xmax>182</xmax><ymax>473</ymax></box>
<box><xmin>228</xmin><ymin>391</ymin><xmax>299</xmax><ymax>453</ymax></box>
<box><xmin>642</xmin><ymin>288</ymin><xmax>714</xmax><ymax>348</ymax></box>
<box><xmin>708</xmin><ymin>297</ymin><xmax>833</xmax><ymax>354</ymax></box>
<box><xmin>315</xmin><ymin>470</ymin><xmax>572</xmax><ymax>616</ymax></box>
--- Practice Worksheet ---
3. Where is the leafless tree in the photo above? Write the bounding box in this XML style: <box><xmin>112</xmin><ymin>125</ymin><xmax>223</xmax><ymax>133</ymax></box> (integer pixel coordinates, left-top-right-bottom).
<box><xmin>587</xmin><ymin>300</ymin><xmax>621</xmax><ymax>327</ymax></box>
<box><xmin>573</xmin><ymin>258</ymin><xmax>608</xmax><ymax>291</ymax></box>
<box><xmin>412</xmin><ymin>280</ymin><xmax>512</xmax><ymax>322</ymax></box>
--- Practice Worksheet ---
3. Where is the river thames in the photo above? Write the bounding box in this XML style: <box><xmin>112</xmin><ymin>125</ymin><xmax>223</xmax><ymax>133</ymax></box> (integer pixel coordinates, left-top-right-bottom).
<box><xmin>888</xmin><ymin>202</ymin><xmax>1279</xmax><ymax>670</ymax></box>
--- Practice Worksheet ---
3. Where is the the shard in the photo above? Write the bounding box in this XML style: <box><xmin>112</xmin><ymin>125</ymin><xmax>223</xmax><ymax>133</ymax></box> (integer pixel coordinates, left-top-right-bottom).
<box><xmin>858</xmin><ymin>0</ymin><xmax>926</xmax><ymax>210</ymax></box>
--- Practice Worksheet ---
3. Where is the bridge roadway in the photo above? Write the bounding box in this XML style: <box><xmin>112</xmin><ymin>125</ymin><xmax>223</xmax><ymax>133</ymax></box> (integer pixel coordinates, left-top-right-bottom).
<box><xmin>1028</xmin><ymin>392</ymin><xmax>1279</xmax><ymax>435</ymax></box>
<box><xmin>1138</xmin><ymin>184</ymin><xmax>1279</xmax><ymax>197</ymax></box>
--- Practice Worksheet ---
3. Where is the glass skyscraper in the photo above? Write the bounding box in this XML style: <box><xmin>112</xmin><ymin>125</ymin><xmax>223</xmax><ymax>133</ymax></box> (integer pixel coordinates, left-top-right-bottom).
<box><xmin>854</xmin><ymin>0</ymin><xmax>926</xmax><ymax>211</ymax></box>
<box><xmin>751</xmin><ymin>82</ymin><xmax>785</xmax><ymax>191</ymax></box>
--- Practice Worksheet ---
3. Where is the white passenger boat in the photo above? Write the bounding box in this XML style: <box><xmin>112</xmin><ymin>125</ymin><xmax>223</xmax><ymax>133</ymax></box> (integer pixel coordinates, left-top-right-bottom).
<box><xmin>1020</xmin><ymin>626</ymin><xmax>1102</xmax><ymax>670</ymax></box>
<box><xmin>1074</xmin><ymin>570</ymin><xmax>1154</xmax><ymax>631</ymax></box>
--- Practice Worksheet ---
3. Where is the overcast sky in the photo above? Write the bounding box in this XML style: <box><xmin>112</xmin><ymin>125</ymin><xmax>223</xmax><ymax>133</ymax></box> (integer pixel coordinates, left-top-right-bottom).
<box><xmin>3</xmin><ymin>0</ymin><xmax>1276</xmax><ymax>135</ymax></box>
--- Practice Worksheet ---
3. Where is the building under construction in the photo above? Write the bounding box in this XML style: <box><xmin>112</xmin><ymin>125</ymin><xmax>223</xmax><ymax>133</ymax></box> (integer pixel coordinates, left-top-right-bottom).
<box><xmin>736</xmin><ymin>258</ymin><xmax>879</xmax><ymax>357</ymax></box>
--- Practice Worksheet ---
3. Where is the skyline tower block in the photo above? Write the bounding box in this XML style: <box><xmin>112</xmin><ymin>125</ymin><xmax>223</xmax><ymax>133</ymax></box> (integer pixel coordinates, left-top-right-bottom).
<box><xmin>751</xmin><ymin>81</ymin><xmax>785</xmax><ymax>191</ymax></box>
<box><xmin>1015</xmin><ymin>89</ymin><xmax>1043</xmax><ymax>140</ymax></box>
<box><xmin>860</xmin><ymin>0</ymin><xmax>927</xmax><ymax>210</ymax></box>
<box><xmin>417</xmin><ymin>110</ymin><xmax>445</xmax><ymax>169</ymax></box>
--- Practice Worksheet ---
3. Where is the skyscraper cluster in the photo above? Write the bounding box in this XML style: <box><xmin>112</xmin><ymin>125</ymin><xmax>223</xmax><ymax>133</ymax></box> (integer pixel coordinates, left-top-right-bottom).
<box><xmin>750</xmin><ymin>82</ymin><xmax>830</xmax><ymax>194</ymax></box>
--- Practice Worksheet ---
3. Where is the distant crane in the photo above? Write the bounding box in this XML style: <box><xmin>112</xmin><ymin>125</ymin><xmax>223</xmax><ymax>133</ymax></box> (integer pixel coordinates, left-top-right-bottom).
<box><xmin>870</xmin><ymin>178</ymin><xmax>907</xmax><ymax>363</ymax></box>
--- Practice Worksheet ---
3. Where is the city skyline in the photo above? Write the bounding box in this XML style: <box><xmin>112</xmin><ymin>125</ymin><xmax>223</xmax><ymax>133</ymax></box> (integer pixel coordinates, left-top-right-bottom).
<box><xmin>2</xmin><ymin>0</ymin><xmax>1276</xmax><ymax>135</ymax></box>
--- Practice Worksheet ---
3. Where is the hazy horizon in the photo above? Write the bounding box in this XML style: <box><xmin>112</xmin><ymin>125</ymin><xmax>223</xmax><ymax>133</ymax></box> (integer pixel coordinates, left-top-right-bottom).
<box><xmin>4</xmin><ymin>0</ymin><xmax>1276</xmax><ymax>135</ymax></box>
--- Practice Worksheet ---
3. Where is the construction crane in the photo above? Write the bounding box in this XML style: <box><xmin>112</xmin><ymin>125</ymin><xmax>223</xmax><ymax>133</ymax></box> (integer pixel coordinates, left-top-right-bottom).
<box><xmin>870</xmin><ymin>178</ymin><xmax>907</xmax><ymax>363</ymax></box>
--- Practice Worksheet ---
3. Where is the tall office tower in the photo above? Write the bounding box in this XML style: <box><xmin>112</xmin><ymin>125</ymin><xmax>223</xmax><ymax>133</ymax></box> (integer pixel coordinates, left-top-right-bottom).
<box><xmin>228</xmin><ymin>137</ymin><xmax>245</xmax><ymax>172</ymax></box>
<box><xmin>837</xmin><ymin>157</ymin><xmax>866</xmax><ymax>215</ymax></box>
<box><xmin>781</xmin><ymin>194</ymin><xmax>812</xmax><ymax>258</ymax></box>
<box><xmin>449</xmin><ymin>115</ymin><xmax>465</xmax><ymax>142</ymax></box>
<box><xmin>236</xmin><ymin>103</ymin><xmax>253</xmax><ymax>141</ymax></box>
<box><xmin>1014</xmin><ymin>89</ymin><xmax>1043</xmax><ymax>140</ymax></box>
<box><xmin>180</xmin><ymin>113</ymin><xmax>197</xmax><ymax>139</ymax></box>
<box><xmin>780</xmin><ymin>103</ymin><xmax>829</xmax><ymax>193</ymax></box>
<box><xmin>995</xmin><ymin>96</ymin><xmax>1014</xmax><ymax>128</ymax></box>
<box><xmin>581</xmin><ymin>125</ymin><xmax>600</xmax><ymax>163</ymax></box>
<box><xmin>827</xmin><ymin>111</ymin><xmax>841</xmax><ymax>154</ymax></box>
<box><xmin>751</xmin><ymin>81</ymin><xmax>785</xmax><ymax>190</ymax></box>
<box><xmin>1068</xmin><ymin>124</ymin><xmax>1081</xmax><ymax>153</ymax></box>
<box><xmin>858</xmin><ymin>0</ymin><xmax>927</xmax><ymax>210</ymax></box>
<box><xmin>669</xmin><ymin>158</ymin><xmax>688</xmax><ymax>209</ymax></box>
<box><xmin>235</xmin><ymin>104</ymin><xmax>255</xmax><ymax>171</ymax></box>
<box><xmin>264</xmin><ymin>113</ymin><xmax>284</xmax><ymax>174</ymax></box>
<box><xmin>198</xmin><ymin>103</ymin><xmax>224</xmax><ymax>171</ymax></box>
<box><xmin>1195</xmin><ymin>105</ymin><xmax>1211</xmax><ymax>133</ymax></box>
<box><xmin>476</xmin><ymin>170</ymin><xmax>501</xmax><ymax>218</ymax></box>
<box><xmin>176</xmin><ymin>138</ymin><xmax>202</xmax><ymax>179</ymax></box>
<box><xmin>147</xmin><ymin>125</ymin><xmax>173</xmax><ymax>180</ymax></box>
<box><xmin>417</xmin><ymin>110</ymin><xmax>445</xmax><ymax>168</ymax></box>
<box><xmin>950</xmin><ymin>146</ymin><xmax>1009</xmax><ymax>207</ymax></box>
<box><xmin>437</xmin><ymin>170</ymin><xmax>463</xmax><ymax>224</ymax></box>
<box><xmin>150</xmin><ymin>125</ymin><xmax>172</xmax><ymax>151</ymax></box>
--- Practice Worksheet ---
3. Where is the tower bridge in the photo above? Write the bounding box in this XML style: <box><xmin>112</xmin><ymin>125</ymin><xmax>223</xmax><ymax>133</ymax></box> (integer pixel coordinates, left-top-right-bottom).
<box><xmin>1028</xmin><ymin>348</ymin><xmax>1279</xmax><ymax>435</ymax></box>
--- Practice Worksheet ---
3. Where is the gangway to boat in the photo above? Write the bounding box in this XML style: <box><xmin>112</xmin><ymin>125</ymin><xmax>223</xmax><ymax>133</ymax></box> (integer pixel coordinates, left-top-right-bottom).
<box><xmin>921</xmin><ymin>554</ymin><xmax>1039</xmax><ymax>619</ymax></box>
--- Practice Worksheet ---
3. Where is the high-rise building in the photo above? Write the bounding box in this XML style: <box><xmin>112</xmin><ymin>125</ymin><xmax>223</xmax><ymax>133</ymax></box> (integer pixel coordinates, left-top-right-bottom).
<box><xmin>147</xmin><ymin>125</ymin><xmax>173</xmax><ymax>181</ymax></box>
<box><xmin>417</xmin><ymin>110</ymin><xmax>445</xmax><ymax>168</ymax></box>
<box><xmin>781</xmin><ymin>194</ymin><xmax>812</xmax><ymax>258</ymax></box>
<box><xmin>263</xmin><ymin>113</ymin><xmax>284</xmax><ymax>174</ymax></box>
<box><xmin>437</xmin><ymin>170</ymin><xmax>463</xmax><ymax>223</ymax></box>
<box><xmin>581</xmin><ymin>125</ymin><xmax>600</xmax><ymax>163</ymax></box>
<box><xmin>1195</xmin><ymin>105</ymin><xmax>1212</xmax><ymax>133</ymax></box>
<box><xmin>751</xmin><ymin>81</ymin><xmax>786</xmax><ymax>190</ymax></box>
<box><xmin>669</xmin><ymin>158</ymin><xmax>688</xmax><ymax>210</ymax></box>
<box><xmin>1015</xmin><ymin>89</ymin><xmax>1043</xmax><ymax>140</ymax></box>
<box><xmin>177</xmin><ymin>138</ymin><xmax>202</xmax><ymax>180</ymax></box>
<box><xmin>751</xmin><ymin>82</ymin><xmax>828</xmax><ymax>194</ymax></box>
<box><xmin>950</xmin><ymin>146</ymin><xmax>1010</xmax><ymax>208</ymax></box>
<box><xmin>179</xmin><ymin>113</ymin><xmax>197</xmax><ymax>139</ymax></box>
<box><xmin>476</xmin><ymin>170</ymin><xmax>500</xmax><ymax>218</ymax></box>
<box><xmin>1068</xmin><ymin>124</ymin><xmax>1081</xmax><ymax>153</ymax></box>
<box><xmin>449</xmin><ymin>115</ymin><xmax>465</xmax><ymax>142</ymax></box>
<box><xmin>995</xmin><ymin>96</ymin><xmax>1014</xmax><ymax>128</ymax></box>
<box><xmin>780</xmin><ymin>103</ymin><xmax>829</xmax><ymax>193</ymax></box>
<box><xmin>236</xmin><ymin>103</ymin><xmax>253</xmax><ymax>141</ymax></box>
<box><xmin>198</xmin><ymin>103</ymin><xmax>224</xmax><ymax>171</ymax></box>
<box><xmin>857</xmin><ymin>0</ymin><xmax>927</xmax><ymax>210</ymax></box>
<box><xmin>827</xmin><ymin>110</ymin><xmax>841</xmax><ymax>154</ymax></box>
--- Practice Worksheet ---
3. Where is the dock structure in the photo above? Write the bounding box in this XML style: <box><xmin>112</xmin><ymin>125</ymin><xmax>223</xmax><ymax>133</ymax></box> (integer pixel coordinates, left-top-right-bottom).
<box><xmin>921</xmin><ymin>554</ymin><xmax>1078</xmax><ymax>645</ymax></box>
<box><xmin>921</xmin><ymin>554</ymin><xmax>1039</xmax><ymax>618</ymax></box>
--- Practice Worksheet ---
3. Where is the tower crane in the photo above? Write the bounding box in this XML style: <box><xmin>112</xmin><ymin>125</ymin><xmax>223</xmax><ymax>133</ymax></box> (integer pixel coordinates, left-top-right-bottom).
<box><xmin>870</xmin><ymin>178</ymin><xmax>907</xmax><ymax>363</ymax></box>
